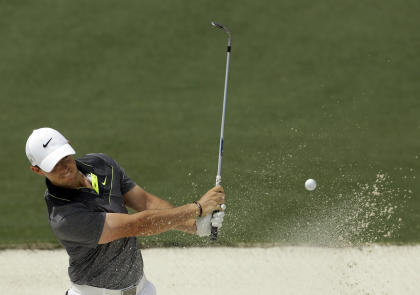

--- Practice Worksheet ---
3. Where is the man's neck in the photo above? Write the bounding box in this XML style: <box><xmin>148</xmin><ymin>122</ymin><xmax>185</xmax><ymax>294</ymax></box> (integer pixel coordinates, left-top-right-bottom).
<box><xmin>75</xmin><ymin>171</ymin><xmax>93</xmax><ymax>189</ymax></box>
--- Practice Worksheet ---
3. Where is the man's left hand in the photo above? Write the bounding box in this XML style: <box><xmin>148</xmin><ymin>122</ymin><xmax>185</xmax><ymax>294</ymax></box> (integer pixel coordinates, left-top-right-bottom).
<box><xmin>196</xmin><ymin>210</ymin><xmax>226</xmax><ymax>237</ymax></box>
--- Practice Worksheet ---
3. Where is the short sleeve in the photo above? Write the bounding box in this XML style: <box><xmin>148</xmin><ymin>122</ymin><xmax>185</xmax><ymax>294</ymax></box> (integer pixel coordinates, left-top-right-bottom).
<box><xmin>96</xmin><ymin>154</ymin><xmax>136</xmax><ymax>195</ymax></box>
<box><xmin>50</xmin><ymin>206</ymin><xmax>106</xmax><ymax>248</ymax></box>
<box><xmin>118</xmin><ymin>165</ymin><xmax>136</xmax><ymax>194</ymax></box>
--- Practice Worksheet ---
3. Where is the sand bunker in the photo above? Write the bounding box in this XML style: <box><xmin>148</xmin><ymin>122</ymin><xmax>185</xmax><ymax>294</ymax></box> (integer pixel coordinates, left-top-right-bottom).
<box><xmin>1</xmin><ymin>245</ymin><xmax>419</xmax><ymax>294</ymax></box>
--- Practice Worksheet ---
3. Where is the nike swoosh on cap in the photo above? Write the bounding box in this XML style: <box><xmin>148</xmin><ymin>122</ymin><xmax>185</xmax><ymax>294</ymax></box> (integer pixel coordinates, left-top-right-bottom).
<box><xmin>43</xmin><ymin>138</ymin><xmax>52</xmax><ymax>148</ymax></box>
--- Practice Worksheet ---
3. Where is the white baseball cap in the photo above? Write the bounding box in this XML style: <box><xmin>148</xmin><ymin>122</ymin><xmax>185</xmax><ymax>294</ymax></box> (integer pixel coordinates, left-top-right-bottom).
<box><xmin>25</xmin><ymin>128</ymin><xmax>76</xmax><ymax>173</ymax></box>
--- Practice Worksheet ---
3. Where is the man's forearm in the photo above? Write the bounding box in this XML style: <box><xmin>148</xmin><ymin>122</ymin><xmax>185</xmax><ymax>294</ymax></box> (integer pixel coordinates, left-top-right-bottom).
<box><xmin>99</xmin><ymin>203</ymin><xmax>200</xmax><ymax>243</ymax></box>
<box><xmin>140</xmin><ymin>193</ymin><xmax>198</xmax><ymax>234</ymax></box>
<box><xmin>123</xmin><ymin>186</ymin><xmax>198</xmax><ymax>235</ymax></box>
<box><xmin>158</xmin><ymin>203</ymin><xmax>197</xmax><ymax>234</ymax></box>
<box><xmin>173</xmin><ymin>219</ymin><xmax>197</xmax><ymax>234</ymax></box>
<box><xmin>129</xmin><ymin>204</ymin><xmax>198</xmax><ymax>236</ymax></box>
<box><xmin>102</xmin><ymin>185</ymin><xmax>224</xmax><ymax>243</ymax></box>
<box><xmin>124</xmin><ymin>186</ymin><xmax>174</xmax><ymax>212</ymax></box>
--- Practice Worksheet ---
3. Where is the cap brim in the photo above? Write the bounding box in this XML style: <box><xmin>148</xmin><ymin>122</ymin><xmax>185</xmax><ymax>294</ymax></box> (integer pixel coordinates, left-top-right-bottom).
<box><xmin>39</xmin><ymin>144</ymin><xmax>76</xmax><ymax>173</ymax></box>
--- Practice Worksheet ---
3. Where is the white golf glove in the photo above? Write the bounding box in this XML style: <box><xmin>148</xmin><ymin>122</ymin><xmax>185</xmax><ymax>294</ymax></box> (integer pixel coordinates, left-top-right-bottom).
<box><xmin>196</xmin><ymin>210</ymin><xmax>226</xmax><ymax>237</ymax></box>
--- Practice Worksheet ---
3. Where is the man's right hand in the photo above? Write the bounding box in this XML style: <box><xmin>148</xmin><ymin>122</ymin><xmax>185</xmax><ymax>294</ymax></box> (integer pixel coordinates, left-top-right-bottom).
<box><xmin>197</xmin><ymin>186</ymin><xmax>226</xmax><ymax>216</ymax></box>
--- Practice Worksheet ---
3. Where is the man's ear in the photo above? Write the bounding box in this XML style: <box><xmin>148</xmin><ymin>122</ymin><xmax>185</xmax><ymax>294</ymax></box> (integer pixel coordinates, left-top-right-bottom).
<box><xmin>30</xmin><ymin>165</ymin><xmax>44</xmax><ymax>176</ymax></box>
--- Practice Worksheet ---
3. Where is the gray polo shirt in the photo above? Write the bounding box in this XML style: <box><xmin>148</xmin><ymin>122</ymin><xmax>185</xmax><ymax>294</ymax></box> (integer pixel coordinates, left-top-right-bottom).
<box><xmin>44</xmin><ymin>153</ymin><xmax>143</xmax><ymax>289</ymax></box>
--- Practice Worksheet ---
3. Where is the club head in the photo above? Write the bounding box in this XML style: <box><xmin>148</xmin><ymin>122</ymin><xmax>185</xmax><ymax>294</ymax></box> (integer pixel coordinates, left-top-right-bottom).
<box><xmin>211</xmin><ymin>21</ymin><xmax>224</xmax><ymax>29</ymax></box>
<box><xmin>211</xmin><ymin>21</ymin><xmax>232</xmax><ymax>44</ymax></box>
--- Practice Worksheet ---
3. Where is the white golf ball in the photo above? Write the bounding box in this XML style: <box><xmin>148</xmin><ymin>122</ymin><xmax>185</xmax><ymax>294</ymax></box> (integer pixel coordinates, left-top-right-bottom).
<box><xmin>305</xmin><ymin>179</ymin><xmax>317</xmax><ymax>191</ymax></box>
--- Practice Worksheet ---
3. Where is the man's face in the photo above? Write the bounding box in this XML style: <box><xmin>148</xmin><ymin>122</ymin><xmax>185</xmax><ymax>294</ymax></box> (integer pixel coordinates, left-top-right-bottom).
<box><xmin>31</xmin><ymin>155</ymin><xmax>79</xmax><ymax>188</ymax></box>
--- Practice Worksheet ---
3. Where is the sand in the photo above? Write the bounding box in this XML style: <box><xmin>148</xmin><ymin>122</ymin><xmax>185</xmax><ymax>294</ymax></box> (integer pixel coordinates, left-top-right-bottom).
<box><xmin>1</xmin><ymin>245</ymin><xmax>419</xmax><ymax>295</ymax></box>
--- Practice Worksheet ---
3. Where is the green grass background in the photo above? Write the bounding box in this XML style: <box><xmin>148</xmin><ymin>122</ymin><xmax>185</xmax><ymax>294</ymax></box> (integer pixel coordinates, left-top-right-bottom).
<box><xmin>1</xmin><ymin>0</ymin><xmax>419</xmax><ymax>247</ymax></box>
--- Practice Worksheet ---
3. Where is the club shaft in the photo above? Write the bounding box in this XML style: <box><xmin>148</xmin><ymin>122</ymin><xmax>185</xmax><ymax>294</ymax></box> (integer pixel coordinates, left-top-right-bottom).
<box><xmin>211</xmin><ymin>22</ymin><xmax>231</xmax><ymax>241</ymax></box>
<box><xmin>216</xmin><ymin>50</ymin><xmax>231</xmax><ymax>184</ymax></box>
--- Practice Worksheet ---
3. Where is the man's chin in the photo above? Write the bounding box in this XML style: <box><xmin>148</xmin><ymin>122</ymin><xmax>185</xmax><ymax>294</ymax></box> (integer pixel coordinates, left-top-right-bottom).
<box><xmin>61</xmin><ymin>175</ymin><xmax>78</xmax><ymax>188</ymax></box>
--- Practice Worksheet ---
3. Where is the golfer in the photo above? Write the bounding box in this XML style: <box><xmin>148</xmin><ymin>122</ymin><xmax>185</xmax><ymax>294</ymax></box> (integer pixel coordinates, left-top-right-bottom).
<box><xmin>25</xmin><ymin>127</ymin><xmax>226</xmax><ymax>295</ymax></box>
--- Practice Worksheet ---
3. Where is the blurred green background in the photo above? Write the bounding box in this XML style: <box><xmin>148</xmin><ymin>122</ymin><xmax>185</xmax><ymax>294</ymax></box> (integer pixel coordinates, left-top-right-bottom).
<box><xmin>1</xmin><ymin>0</ymin><xmax>419</xmax><ymax>248</ymax></box>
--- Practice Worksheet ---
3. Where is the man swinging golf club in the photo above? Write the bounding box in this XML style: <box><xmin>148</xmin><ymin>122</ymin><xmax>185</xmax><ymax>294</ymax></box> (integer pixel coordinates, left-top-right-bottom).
<box><xmin>25</xmin><ymin>127</ymin><xmax>226</xmax><ymax>295</ymax></box>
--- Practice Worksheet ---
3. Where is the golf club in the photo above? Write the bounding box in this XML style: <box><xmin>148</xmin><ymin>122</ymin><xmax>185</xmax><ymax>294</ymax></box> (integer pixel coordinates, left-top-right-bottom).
<box><xmin>210</xmin><ymin>21</ymin><xmax>232</xmax><ymax>241</ymax></box>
